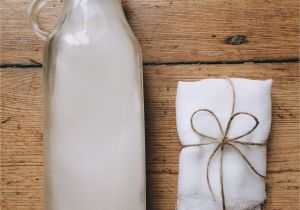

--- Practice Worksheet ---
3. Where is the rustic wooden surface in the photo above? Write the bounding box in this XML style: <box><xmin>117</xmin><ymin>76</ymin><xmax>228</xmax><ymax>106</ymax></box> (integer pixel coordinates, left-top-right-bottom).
<box><xmin>2</xmin><ymin>63</ymin><xmax>299</xmax><ymax>210</ymax></box>
<box><xmin>1</xmin><ymin>0</ymin><xmax>299</xmax><ymax>65</ymax></box>
<box><xmin>1</xmin><ymin>0</ymin><xmax>299</xmax><ymax>210</ymax></box>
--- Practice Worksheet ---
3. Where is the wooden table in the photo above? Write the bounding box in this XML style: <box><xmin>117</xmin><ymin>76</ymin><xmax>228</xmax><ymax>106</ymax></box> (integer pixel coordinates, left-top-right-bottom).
<box><xmin>1</xmin><ymin>0</ymin><xmax>299</xmax><ymax>209</ymax></box>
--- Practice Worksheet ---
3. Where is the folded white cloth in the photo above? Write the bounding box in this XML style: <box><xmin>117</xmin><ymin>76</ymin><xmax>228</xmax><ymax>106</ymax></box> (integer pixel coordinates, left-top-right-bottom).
<box><xmin>176</xmin><ymin>78</ymin><xmax>272</xmax><ymax>210</ymax></box>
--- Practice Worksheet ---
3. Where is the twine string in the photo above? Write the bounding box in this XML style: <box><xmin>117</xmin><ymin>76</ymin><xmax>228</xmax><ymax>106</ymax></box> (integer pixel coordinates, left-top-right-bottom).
<box><xmin>181</xmin><ymin>78</ymin><xmax>267</xmax><ymax>210</ymax></box>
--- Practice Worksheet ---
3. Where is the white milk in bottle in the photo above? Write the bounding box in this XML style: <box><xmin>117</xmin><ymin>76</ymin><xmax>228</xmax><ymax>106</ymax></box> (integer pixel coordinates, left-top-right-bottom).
<box><xmin>29</xmin><ymin>0</ymin><xmax>146</xmax><ymax>209</ymax></box>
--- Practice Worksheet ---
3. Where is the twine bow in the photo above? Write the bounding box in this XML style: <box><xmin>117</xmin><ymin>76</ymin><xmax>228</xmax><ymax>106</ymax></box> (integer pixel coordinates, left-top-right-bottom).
<box><xmin>181</xmin><ymin>78</ymin><xmax>267</xmax><ymax>210</ymax></box>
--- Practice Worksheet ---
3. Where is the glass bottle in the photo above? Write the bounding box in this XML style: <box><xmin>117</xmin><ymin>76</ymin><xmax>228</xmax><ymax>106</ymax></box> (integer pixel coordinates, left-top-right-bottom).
<box><xmin>28</xmin><ymin>0</ymin><xmax>146</xmax><ymax>209</ymax></box>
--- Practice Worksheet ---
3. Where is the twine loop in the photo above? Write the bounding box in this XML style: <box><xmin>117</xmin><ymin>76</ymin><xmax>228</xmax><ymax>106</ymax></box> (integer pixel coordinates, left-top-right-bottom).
<box><xmin>181</xmin><ymin>78</ymin><xmax>267</xmax><ymax>210</ymax></box>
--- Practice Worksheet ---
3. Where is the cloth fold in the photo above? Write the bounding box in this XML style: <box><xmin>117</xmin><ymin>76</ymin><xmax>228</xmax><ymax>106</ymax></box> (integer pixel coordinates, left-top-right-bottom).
<box><xmin>176</xmin><ymin>78</ymin><xmax>272</xmax><ymax>210</ymax></box>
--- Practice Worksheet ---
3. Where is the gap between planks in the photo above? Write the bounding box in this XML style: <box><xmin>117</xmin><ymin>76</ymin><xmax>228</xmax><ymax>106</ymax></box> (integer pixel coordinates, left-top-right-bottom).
<box><xmin>0</xmin><ymin>58</ymin><xmax>299</xmax><ymax>69</ymax></box>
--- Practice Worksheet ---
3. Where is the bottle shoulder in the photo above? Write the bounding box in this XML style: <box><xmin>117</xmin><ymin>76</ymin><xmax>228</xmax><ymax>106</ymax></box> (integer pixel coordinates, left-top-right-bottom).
<box><xmin>50</xmin><ymin>13</ymin><xmax>136</xmax><ymax>43</ymax></box>
<box><xmin>43</xmin><ymin>2</ymin><xmax>143</xmax><ymax>71</ymax></box>
<box><xmin>47</xmin><ymin>21</ymin><xmax>140</xmax><ymax>59</ymax></box>
<box><xmin>45</xmin><ymin>17</ymin><xmax>142</xmax><ymax>64</ymax></box>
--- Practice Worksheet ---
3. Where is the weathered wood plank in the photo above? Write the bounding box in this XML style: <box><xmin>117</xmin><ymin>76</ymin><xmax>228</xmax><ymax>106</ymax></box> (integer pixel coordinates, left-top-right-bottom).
<box><xmin>1</xmin><ymin>165</ymin><xmax>44</xmax><ymax>210</ymax></box>
<box><xmin>1</xmin><ymin>62</ymin><xmax>299</xmax><ymax>209</ymax></box>
<box><xmin>2</xmin><ymin>166</ymin><xmax>298</xmax><ymax>210</ymax></box>
<box><xmin>1</xmin><ymin>0</ymin><xmax>299</xmax><ymax>64</ymax></box>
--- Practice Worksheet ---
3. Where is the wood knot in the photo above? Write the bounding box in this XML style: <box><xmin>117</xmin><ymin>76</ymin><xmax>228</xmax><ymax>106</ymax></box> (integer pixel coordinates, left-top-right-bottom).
<box><xmin>225</xmin><ymin>35</ymin><xmax>248</xmax><ymax>45</ymax></box>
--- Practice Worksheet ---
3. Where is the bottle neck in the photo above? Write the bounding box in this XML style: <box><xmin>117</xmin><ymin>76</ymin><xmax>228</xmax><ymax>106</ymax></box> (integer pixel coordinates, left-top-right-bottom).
<box><xmin>63</xmin><ymin>0</ymin><xmax>124</xmax><ymax>18</ymax></box>
<box><xmin>59</xmin><ymin>0</ymin><xmax>129</xmax><ymax>45</ymax></box>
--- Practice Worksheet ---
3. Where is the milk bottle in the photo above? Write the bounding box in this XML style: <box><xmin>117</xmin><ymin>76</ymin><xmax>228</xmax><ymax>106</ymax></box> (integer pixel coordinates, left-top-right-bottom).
<box><xmin>29</xmin><ymin>0</ymin><xmax>146</xmax><ymax>209</ymax></box>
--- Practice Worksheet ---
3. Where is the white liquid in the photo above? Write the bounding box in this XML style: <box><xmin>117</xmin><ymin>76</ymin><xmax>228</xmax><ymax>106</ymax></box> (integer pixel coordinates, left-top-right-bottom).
<box><xmin>44</xmin><ymin>1</ymin><xmax>145</xmax><ymax>209</ymax></box>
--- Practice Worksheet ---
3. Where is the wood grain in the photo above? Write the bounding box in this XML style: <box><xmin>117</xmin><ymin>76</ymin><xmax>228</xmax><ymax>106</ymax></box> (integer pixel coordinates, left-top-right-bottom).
<box><xmin>1</xmin><ymin>0</ymin><xmax>299</xmax><ymax>64</ymax></box>
<box><xmin>1</xmin><ymin>62</ymin><xmax>299</xmax><ymax>210</ymax></box>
